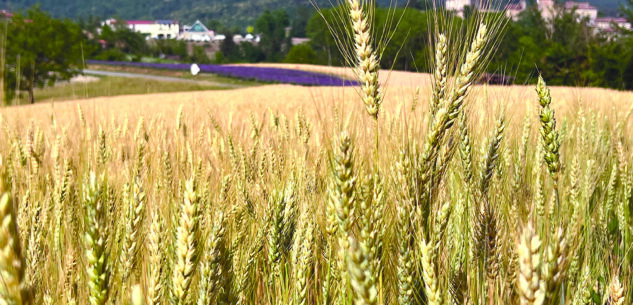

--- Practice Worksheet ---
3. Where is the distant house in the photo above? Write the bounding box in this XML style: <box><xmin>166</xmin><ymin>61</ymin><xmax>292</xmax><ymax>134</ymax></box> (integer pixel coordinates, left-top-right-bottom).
<box><xmin>102</xmin><ymin>18</ymin><xmax>179</xmax><ymax>39</ymax></box>
<box><xmin>291</xmin><ymin>37</ymin><xmax>310</xmax><ymax>45</ymax></box>
<box><xmin>1</xmin><ymin>9</ymin><xmax>33</xmax><ymax>23</ymax></box>
<box><xmin>127</xmin><ymin>20</ymin><xmax>179</xmax><ymax>39</ymax></box>
<box><xmin>233</xmin><ymin>34</ymin><xmax>244</xmax><ymax>43</ymax></box>
<box><xmin>179</xmin><ymin>20</ymin><xmax>214</xmax><ymax>42</ymax></box>
<box><xmin>594</xmin><ymin>17</ymin><xmax>632</xmax><ymax>33</ymax></box>
<box><xmin>564</xmin><ymin>1</ymin><xmax>598</xmax><ymax>21</ymax></box>
<box><xmin>445</xmin><ymin>0</ymin><xmax>471</xmax><ymax>17</ymax></box>
<box><xmin>506</xmin><ymin>0</ymin><xmax>526</xmax><ymax>21</ymax></box>
<box><xmin>1</xmin><ymin>10</ymin><xmax>13</xmax><ymax>19</ymax></box>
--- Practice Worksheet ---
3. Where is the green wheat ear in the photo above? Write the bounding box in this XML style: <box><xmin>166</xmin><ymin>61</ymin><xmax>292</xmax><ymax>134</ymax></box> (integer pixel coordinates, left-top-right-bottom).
<box><xmin>83</xmin><ymin>172</ymin><xmax>109</xmax><ymax>305</ymax></box>
<box><xmin>536</xmin><ymin>76</ymin><xmax>560</xmax><ymax>179</ymax></box>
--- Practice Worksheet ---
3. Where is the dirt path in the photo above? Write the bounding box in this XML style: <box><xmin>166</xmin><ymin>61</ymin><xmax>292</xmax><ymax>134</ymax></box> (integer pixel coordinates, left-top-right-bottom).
<box><xmin>83</xmin><ymin>69</ymin><xmax>244</xmax><ymax>88</ymax></box>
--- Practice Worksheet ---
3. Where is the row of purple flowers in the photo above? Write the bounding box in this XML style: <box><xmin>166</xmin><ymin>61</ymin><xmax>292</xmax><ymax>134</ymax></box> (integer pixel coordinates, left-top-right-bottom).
<box><xmin>86</xmin><ymin>60</ymin><xmax>358</xmax><ymax>87</ymax></box>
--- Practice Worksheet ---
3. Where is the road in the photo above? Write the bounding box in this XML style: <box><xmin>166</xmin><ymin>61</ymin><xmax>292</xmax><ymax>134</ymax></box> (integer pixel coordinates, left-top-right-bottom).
<box><xmin>82</xmin><ymin>69</ymin><xmax>243</xmax><ymax>88</ymax></box>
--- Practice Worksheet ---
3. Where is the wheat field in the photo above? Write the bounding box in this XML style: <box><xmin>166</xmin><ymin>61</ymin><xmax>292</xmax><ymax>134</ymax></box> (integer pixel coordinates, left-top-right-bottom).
<box><xmin>1</xmin><ymin>3</ymin><xmax>633</xmax><ymax>305</ymax></box>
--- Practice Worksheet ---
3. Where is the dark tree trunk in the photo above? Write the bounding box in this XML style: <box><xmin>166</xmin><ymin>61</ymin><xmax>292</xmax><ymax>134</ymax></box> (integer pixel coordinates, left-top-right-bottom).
<box><xmin>28</xmin><ymin>85</ymin><xmax>34</xmax><ymax>104</ymax></box>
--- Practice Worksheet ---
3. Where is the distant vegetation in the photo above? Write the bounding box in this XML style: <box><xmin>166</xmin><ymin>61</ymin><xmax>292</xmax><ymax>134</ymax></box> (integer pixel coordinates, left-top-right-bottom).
<box><xmin>2</xmin><ymin>1</ymin><xmax>633</xmax><ymax>105</ymax></box>
<box><xmin>1</xmin><ymin>0</ymin><xmax>396</xmax><ymax>26</ymax></box>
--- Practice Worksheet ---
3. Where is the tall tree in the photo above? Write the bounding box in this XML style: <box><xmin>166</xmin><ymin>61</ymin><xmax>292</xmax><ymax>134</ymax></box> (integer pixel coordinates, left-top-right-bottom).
<box><xmin>255</xmin><ymin>10</ymin><xmax>290</xmax><ymax>62</ymax></box>
<box><xmin>4</xmin><ymin>6</ymin><xmax>86</xmax><ymax>104</ymax></box>
<box><xmin>620</xmin><ymin>0</ymin><xmax>633</xmax><ymax>25</ymax></box>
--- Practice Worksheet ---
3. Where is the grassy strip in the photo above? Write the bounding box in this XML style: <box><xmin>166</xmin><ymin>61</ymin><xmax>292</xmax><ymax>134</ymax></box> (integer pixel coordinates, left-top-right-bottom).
<box><xmin>87</xmin><ymin>64</ymin><xmax>263</xmax><ymax>85</ymax></box>
<box><xmin>15</xmin><ymin>76</ymin><xmax>252</xmax><ymax>104</ymax></box>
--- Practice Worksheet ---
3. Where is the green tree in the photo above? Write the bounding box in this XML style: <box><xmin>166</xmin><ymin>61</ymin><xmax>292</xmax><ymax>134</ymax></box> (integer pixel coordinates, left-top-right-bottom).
<box><xmin>306</xmin><ymin>6</ymin><xmax>346</xmax><ymax>66</ymax></box>
<box><xmin>241</xmin><ymin>42</ymin><xmax>265</xmax><ymax>63</ymax></box>
<box><xmin>191</xmin><ymin>45</ymin><xmax>211</xmax><ymax>64</ymax></box>
<box><xmin>214</xmin><ymin>51</ymin><xmax>226</xmax><ymax>64</ymax></box>
<box><xmin>99</xmin><ymin>22</ymin><xmax>147</xmax><ymax>56</ymax></box>
<box><xmin>255</xmin><ymin>10</ymin><xmax>290</xmax><ymax>62</ymax></box>
<box><xmin>620</xmin><ymin>0</ymin><xmax>633</xmax><ymax>34</ymax></box>
<box><xmin>205</xmin><ymin>19</ymin><xmax>226</xmax><ymax>33</ymax></box>
<box><xmin>373</xmin><ymin>8</ymin><xmax>430</xmax><ymax>71</ymax></box>
<box><xmin>290</xmin><ymin>6</ymin><xmax>311</xmax><ymax>37</ymax></box>
<box><xmin>4</xmin><ymin>6</ymin><xmax>86</xmax><ymax>104</ymax></box>
<box><xmin>220</xmin><ymin>32</ymin><xmax>239</xmax><ymax>62</ymax></box>
<box><xmin>285</xmin><ymin>43</ymin><xmax>317</xmax><ymax>64</ymax></box>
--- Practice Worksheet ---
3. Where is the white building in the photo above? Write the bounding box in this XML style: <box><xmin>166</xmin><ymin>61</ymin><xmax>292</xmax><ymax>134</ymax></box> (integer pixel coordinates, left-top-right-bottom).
<box><xmin>102</xmin><ymin>19</ymin><xmax>179</xmax><ymax>39</ymax></box>
<box><xmin>233</xmin><ymin>34</ymin><xmax>244</xmax><ymax>43</ymax></box>
<box><xmin>564</xmin><ymin>1</ymin><xmax>598</xmax><ymax>21</ymax></box>
<box><xmin>537</xmin><ymin>0</ymin><xmax>557</xmax><ymax>20</ymax></box>
<box><xmin>126</xmin><ymin>20</ymin><xmax>179</xmax><ymax>39</ymax></box>
<box><xmin>445</xmin><ymin>0</ymin><xmax>471</xmax><ymax>16</ymax></box>
<box><xmin>179</xmin><ymin>20</ymin><xmax>214</xmax><ymax>42</ymax></box>
<box><xmin>594</xmin><ymin>17</ymin><xmax>632</xmax><ymax>33</ymax></box>
<box><xmin>504</xmin><ymin>0</ymin><xmax>600</xmax><ymax>24</ymax></box>
<box><xmin>506</xmin><ymin>0</ymin><xmax>526</xmax><ymax>21</ymax></box>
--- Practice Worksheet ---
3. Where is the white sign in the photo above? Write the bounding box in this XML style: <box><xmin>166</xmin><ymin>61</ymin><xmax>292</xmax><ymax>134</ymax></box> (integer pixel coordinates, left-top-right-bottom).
<box><xmin>190</xmin><ymin>64</ymin><xmax>200</xmax><ymax>76</ymax></box>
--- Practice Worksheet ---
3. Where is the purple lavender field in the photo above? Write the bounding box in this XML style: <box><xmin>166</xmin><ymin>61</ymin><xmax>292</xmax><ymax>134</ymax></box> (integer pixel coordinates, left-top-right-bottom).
<box><xmin>86</xmin><ymin>60</ymin><xmax>358</xmax><ymax>87</ymax></box>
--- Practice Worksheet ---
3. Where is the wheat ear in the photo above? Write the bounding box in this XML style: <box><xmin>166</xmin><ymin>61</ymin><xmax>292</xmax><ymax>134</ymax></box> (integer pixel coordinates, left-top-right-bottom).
<box><xmin>347</xmin><ymin>236</ymin><xmax>378</xmax><ymax>305</ymax></box>
<box><xmin>396</xmin><ymin>201</ymin><xmax>414</xmax><ymax>305</ymax></box>
<box><xmin>420</xmin><ymin>237</ymin><xmax>442</xmax><ymax>305</ymax></box>
<box><xmin>536</xmin><ymin>76</ymin><xmax>561</xmax><ymax>204</ymax></box>
<box><xmin>517</xmin><ymin>223</ymin><xmax>544</xmax><ymax>305</ymax></box>
<box><xmin>348</xmin><ymin>0</ymin><xmax>382</xmax><ymax>119</ymax></box>
<box><xmin>330</xmin><ymin>133</ymin><xmax>357</xmax><ymax>246</ymax></box>
<box><xmin>145</xmin><ymin>210</ymin><xmax>163</xmax><ymax>305</ymax></box>
<box><xmin>430</xmin><ymin>34</ymin><xmax>448</xmax><ymax>119</ymax></box>
<box><xmin>0</xmin><ymin>189</ymin><xmax>25</xmax><ymax>304</ymax></box>
<box><xmin>121</xmin><ymin>174</ymin><xmax>146</xmax><ymax>287</ymax></box>
<box><xmin>479</xmin><ymin>114</ymin><xmax>505</xmax><ymax>196</ymax></box>
<box><xmin>170</xmin><ymin>177</ymin><xmax>200</xmax><ymax>305</ymax></box>
<box><xmin>418</xmin><ymin>24</ymin><xmax>489</xmax><ymax>204</ymax></box>
<box><xmin>83</xmin><ymin>172</ymin><xmax>109</xmax><ymax>305</ymax></box>
<box><xmin>608</xmin><ymin>276</ymin><xmax>625</xmax><ymax>305</ymax></box>
<box><xmin>542</xmin><ymin>227</ymin><xmax>568</xmax><ymax>304</ymax></box>
<box><xmin>196</xmin><ymin>212</ymin><xmax>226</xmax><ymax>305</ymax></box>
<box><xmin>295</xmin><ymin>219</ymin><xmax>314</xmax><ymax>305</ymax></box>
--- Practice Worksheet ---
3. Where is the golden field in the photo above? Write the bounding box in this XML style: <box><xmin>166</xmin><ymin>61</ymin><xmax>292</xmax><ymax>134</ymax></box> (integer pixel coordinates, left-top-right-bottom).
<box><xmin>2</xmin><ymin>67</ymin><xmax>632</xmax><ymax>133</ymax></box>
<box><xmin>0</xmin><ymin>63</ymin><xmax>632</xmax><ymax>305</ymax></box>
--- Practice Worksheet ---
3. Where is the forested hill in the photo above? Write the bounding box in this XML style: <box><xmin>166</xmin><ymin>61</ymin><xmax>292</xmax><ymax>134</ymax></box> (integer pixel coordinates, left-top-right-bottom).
<box><xmin>0</xmin><ymin>0</ymin><xmax>392</xmax><ymax>25</ymax></box>
<box><xmin>0</xmin><ymin>0</ymin><xmax>624</xmax><ymax>26</ymax></box>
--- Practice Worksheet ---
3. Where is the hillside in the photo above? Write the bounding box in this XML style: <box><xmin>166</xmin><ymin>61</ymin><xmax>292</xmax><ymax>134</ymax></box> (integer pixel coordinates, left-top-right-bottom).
<box><xmin>0</xmin><ymin>0</ymin><xmax>392</xmax><ymax>26</ymax></box>
<box><xmin>0</xmin><ymin>0</ymin><xmax>626</xmax><ymax>26</ymax></box>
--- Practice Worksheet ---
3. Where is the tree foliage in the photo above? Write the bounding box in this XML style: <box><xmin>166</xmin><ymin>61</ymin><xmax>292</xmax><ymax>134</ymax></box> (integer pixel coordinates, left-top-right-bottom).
<box><xmin>285</xmin><ymin>43</ymin><xmax>317</xmax><ymax>64</ymax></box>
<box><xmin>3</xmin><ymin>6</ymin><xmax>87</xmax><ymax>104</ymax></box>
<box><xmin>255</xmin><ymin>10</ymin><xmax>290</xmax><ymax>62</ymax></box>
<box><xmin>491</xmin><ymin>6</ymin><xmax>633</xmax><ymax>89</ymax></box>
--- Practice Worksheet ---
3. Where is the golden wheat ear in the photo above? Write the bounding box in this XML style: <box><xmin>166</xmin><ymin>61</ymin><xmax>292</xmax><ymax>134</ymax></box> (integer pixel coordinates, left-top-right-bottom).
<box><xmin>0</xmin><ymin>190</ymin><xmax>26</xmax><ymax>304</ymax></box>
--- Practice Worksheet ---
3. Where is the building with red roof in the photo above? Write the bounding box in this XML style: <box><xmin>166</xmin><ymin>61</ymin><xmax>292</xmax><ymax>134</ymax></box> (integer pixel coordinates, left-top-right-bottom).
<box><xmin>102</xmin><ymin>18</ymin><xmax>179</xmax><ymax>39</ymax></box>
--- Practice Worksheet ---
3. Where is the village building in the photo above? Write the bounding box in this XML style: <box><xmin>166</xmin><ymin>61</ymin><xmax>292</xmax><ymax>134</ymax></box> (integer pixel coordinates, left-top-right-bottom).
<box><xmin>506</xmin><ymin>0</ymin><xmax>527</xmax><ymax>21</ymax></box>
<box><xmin>102</xmin><ymin>18</ymin><xmax>179</xmax><ymax>39</ymax></box>
<box><xmin>179</xmin><ymin>20</ymin><xmax>214</xmax><ymax>42</ymax></box>
<box><xmin>445</xmin><ymin>0</ymin><xmax>471</xmax><ymax>17</ymax></box>
<box><xmin>564</xmin><ymin>1</ymin><xmax>598</xmax><ymax>21</ymax></box>
<box><xmin>594</xmin><ymin>17</ymin><xmax>632</xmax><ymax>33</ymax></box>
<box><xmin>1</xmin><ymin>10</ymin><xmax>13</xmax><ymax>19</ymax></box>
<box><xmin>127</xmin><ymin>20</ymin><xmax>179</xmax><ymax>39</ymax></box>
